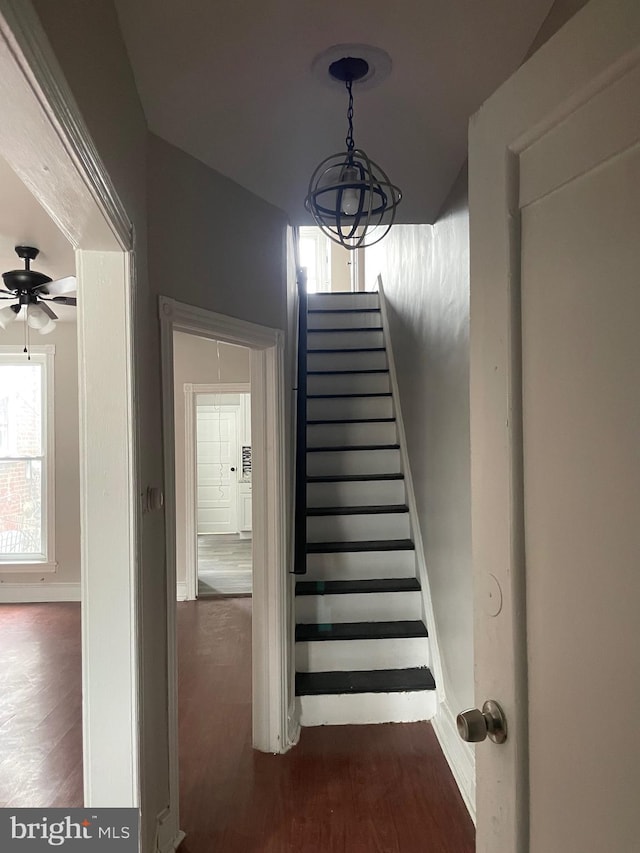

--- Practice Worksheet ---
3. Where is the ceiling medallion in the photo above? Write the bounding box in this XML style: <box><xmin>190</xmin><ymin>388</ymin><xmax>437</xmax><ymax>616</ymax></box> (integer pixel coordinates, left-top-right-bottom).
<box><xmin>305</xmin><ymin>52</ymin><xmax>402</xmax><ymax>250</ymax></box>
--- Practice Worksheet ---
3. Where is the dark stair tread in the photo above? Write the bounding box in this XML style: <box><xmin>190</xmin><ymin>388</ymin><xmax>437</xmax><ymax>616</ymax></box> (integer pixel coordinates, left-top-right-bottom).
<box><xmin>307</xmin><ymin>444</ymin><xmax>399</xmax><ymax>452</ymax></box>
<box><xmin>296</xmin><ymin>578</ymin><xmax>420</xmax><ymax>596</ymax></box>
<box><xmin>295</xmin><ymin>620</ymin><xmax>429</xmax><ymax>642</ymax></box>
<box><xmin>307</xmin><ymin>369</ymin><xmax>389</xmax><ymax>375</ymax></box>
<box><xmin>308</xmin><ymin>327</ymin><xmax>383</xmax><ymax>333</ymax></box>
<box><xmin>308</xmin><ymin>308</ymin><xmax>380</xmax><ymax>314</ymax></box>
<box><xmin>307</xmin><ymin>539</ymin><xmax>414</xmax><ymax>553</ymax></box>
<box><xmin>307</xmin><ymin>347</ymin><xmax>386</xmax><ymax>354</ymax></box>
<box><xmin>295</xmin><ymin>667</ymin><xmax>436</xmax><ymax>696</ymax></box>
<box><xmin>307</xmin><ymin>473</ymin><xmax>404</xmax><ymax>483</ymax></box>
<box><xmin>307</xmin><ymin>418</ymin><xmax>395</xmax><ymax>425</ymax></box>
<box><xmin>307</xmin><ymin>392</ymin><xmax>392</xmax><ymax>399</ymax></box>
<box><xmin>306</xmin><ymin>504</ymin><xmax>409</xmax><ymax>516</ymax></box>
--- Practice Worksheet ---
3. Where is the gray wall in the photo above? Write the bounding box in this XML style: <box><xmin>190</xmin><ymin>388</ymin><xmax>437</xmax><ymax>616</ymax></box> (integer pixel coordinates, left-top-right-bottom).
<box><xmin>148</xmin><ymin>133</ymin><xmax>288</xmax><ymax>329</ymax></box>
<box><xmin>172</xmin><ymin>332</ymin><xmax>250</xmax><ymax>586</ymax></box>
<box><xmin>0</xmin><ymin>322</ymin><xmax>80</xmax><ymax>587</ymax></box>
<box><xmin>367</xmin><ymin>170</ymin><xmax>474</xmax><ymax>716</ymax></box>
<box><xmin>31</xmin><ymin>2</ymin><xmax>289</xmax><ymax>846</ymax></box>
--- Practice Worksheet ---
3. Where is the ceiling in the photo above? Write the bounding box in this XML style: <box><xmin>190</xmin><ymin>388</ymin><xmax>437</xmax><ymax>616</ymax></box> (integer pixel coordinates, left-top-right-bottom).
<box><xmin>0</xmin><ymin>154</ymin><xmax>76</xmax><ymax>322</ymax></box>
<box><xmin>114</xmin><ymin>0</ymin><xmax>553</xmax><ymax>224</ymax></box>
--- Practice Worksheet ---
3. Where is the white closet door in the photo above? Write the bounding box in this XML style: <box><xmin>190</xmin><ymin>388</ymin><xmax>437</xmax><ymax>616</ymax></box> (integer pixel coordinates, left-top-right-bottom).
<box><xmin>196</xmin><ymin>404</ymin><xmax>239</xmax><ymax>534</ymax></box>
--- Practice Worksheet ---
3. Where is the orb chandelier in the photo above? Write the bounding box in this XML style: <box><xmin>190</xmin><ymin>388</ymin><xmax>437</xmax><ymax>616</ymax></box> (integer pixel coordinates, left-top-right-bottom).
<box><xmin>305</xmin><ymin>56</ymin><xmax>402</xmax><ymax>250</ymax></box>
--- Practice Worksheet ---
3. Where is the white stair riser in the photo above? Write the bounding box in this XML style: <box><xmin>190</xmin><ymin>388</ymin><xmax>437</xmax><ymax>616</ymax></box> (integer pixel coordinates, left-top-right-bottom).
<box><xmin>307</xmin><ymin>448</ymin><xmax>400</xmax><ymax>477</ymax></box>
<box><xmin>307</xmin><ymin>329</ymin><xmax>384</xmax><ymax>349</ymax></box>
<box><xmin>307</xmin><ymin>350</ymin><xmax>387</xmax><ymax>371</ymax></box>
<box><xmin>307</xmin><ymin>420</ymin><xmax>397</xmax><ymax>448</ymax></box>
<box><xmin>307</xmin><ymin>372</ymin><xmax>390</xmax><ymax>395</ymax></box>
<box><xmin>296</xmin><ymin>590</ymin><xmax>421</xmax><ymax>623</ymax></box>
<box><xmin>308</xmin><ymin>396</ymin><xmax>393</xmax><ymax>420</ymax></box>
<box><xmin>297</xmin><ymin>689</ymin><xmax>437</xmax><ymax>727</ymax></box>
<box><xmin>296</xmin><ymin>637</ymin><xmax>430</xmax><ymax>672</ymax></box>
<box><xmin>308</xmin><ymin>293</ymin><xmax>379</xmax><ymax>311</ymax></box>
<box><xmin>307</xmin><ymin>512</ymin><xmax>410</xmax><ymax>542</ymax></box>
<box><xmin>305</xmin><ymin>549</ymin><xmax>416</xmax><ymax>581</ymax></box>
<box><xmin>308</xmin><ymin>311</ymin><xmax>381</xmax><ymax>330</ymax></box>
<box><xmin>307</xmin><ymin>478</ymin><xmax>405</xmax><ymax>508</ymax></box>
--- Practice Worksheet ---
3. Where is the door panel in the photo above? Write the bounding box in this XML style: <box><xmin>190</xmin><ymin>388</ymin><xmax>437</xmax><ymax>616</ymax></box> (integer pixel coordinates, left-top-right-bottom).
<box><xmin>196</xmin><ymin>406</ymin><xmax>238</xmax><ymax>534</ymax></box>
<box><xmin>522</xmin><ymin>145</ymin><xmax>640</xmax><ymax>852</ymax></box>
<box><xmin>469</xmin><ymin>2</ymin><xmax>640</xmax><ymax>850</ymax></box>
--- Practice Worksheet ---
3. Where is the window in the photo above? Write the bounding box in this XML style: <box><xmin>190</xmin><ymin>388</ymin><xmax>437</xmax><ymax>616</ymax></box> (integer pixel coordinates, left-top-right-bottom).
<box><xmin>0</xmin><ymin>346</ymin><xmax>55</xmax><ymax>569</ymax></box>
<box><xmin>299</xmin><ymin>226</ymin><xmax>331</xmax><ymax>292</ymax></box>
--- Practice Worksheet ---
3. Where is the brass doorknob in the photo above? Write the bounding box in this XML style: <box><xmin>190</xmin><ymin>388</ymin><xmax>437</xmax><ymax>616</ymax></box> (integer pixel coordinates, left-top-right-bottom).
<box><xmin>456</xmin><ymin>700</ymin><xmax>507</xmax><ymax>744</ymax></box>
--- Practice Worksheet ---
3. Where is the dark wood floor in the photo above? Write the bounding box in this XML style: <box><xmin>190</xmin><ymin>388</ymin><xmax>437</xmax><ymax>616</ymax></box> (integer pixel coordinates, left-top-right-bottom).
<box><xmin>178</xmin><ymin>598</ymin><xmax>475</xmax><ymax>853</ymax></box>
<box><xmin>0</xmin><ymin>600</ymin><xmax>475</xmax><ymax>852</ymax></box>
<box><xmin>0</xmin><ymin>603</ymin><xmax>83</xmax><ymax>807</ymax></box>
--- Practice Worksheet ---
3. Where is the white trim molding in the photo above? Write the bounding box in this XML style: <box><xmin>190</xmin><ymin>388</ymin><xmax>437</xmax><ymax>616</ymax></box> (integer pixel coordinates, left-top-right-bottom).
<box><xmin>0</xmin><ymin>581</ymin><xmax>80</xmax><ymax>602</ymax></box>
<box><xmin>159</xmin><ymin>296</ymin><xmax>294</xmax><ymax>850</ymax></box>
<box><xmin>377</xmin><ymin>276</ymin><xmax>446</xmax><ymax>703</ymax></box>
<box><xmin>432</xmin><ymin>701</ymin><xmax>476</xmax><ymax>822</ymax></box>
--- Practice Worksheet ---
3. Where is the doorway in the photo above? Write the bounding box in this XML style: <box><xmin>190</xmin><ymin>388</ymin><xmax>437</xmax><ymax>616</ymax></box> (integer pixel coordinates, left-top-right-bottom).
<box><xmin>173</xmin><ymin>329</ymin><xmax>254</xmax><ymax>600</ymax></box>
<box><xmin>194</xmin><ymin>389</ymin><xmax>253</xmax><ymax>596</ymax></box>
<box><xmin>160</xmin><ymin>296</ymin><xmax>294</xmax><ymax>838</ymax></box>
<box><xmin>0</xmin><ymin>7</ymin><xmax>139</xmax><ymax>810</ymax></box>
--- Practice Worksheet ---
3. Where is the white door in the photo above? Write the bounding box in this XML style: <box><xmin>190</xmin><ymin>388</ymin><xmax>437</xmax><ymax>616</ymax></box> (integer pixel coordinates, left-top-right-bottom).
<box><xmin>469</xmin><ymin>2</ymin><xmax>640</xmax><ymax>851</ymax></box>
<box><xmin>196</xmin><ymin>403</ymin><xmax>239</xmax><ymax>534</ymax></box>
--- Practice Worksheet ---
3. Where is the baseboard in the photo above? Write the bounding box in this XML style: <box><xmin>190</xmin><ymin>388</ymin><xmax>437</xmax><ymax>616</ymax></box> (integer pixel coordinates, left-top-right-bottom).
<box><xmin>176</xmin><ymin>581</ymin><xmax>188</xmax><ymax>601</ymax></box>
<box><xmin>432</xmin><ymin>699</ymin><xmax>476</xmax><ymax>823</ymax></box>
<box><xmin>0</xmin><ymin>582</ymin><xmax>80</xmax><ymax>602</ymax></box>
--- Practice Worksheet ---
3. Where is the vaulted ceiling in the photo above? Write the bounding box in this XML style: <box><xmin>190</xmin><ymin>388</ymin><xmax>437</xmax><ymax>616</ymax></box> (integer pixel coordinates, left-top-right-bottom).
<box><xmin>114</xmin><ymin>0</ymin><xmax>554</xmax><ymax>224</ymax></box>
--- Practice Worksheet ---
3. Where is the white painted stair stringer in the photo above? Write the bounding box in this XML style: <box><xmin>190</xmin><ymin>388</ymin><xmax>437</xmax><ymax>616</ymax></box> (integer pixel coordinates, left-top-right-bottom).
<box><xmin>377</xmin><ymin>276</ymin><xmax>445</xmax><ymax>704</ymax></box>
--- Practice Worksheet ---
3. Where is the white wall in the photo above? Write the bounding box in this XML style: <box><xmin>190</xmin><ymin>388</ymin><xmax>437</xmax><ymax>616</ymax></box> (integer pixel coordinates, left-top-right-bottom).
<box><xmin>0</xmin><ymin>321</ymin><xmax>81</xmax><ymax>590</ymax></box>
<box><xmin>367</xmin><ymin>170</ymin><xmax>474</xmax><ymax>720</ymax></box>
<box><xmin>172</xmin><ymin>331</ymin><xmax>250</xmax><ymax>586</ymax></box>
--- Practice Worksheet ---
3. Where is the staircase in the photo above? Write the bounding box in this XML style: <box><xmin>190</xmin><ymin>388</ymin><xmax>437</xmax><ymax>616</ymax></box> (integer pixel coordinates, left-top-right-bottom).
<box><xmin>294</xmin><ymin>290</ymin><xmax>437</xmax><ymax>727</ymax></box>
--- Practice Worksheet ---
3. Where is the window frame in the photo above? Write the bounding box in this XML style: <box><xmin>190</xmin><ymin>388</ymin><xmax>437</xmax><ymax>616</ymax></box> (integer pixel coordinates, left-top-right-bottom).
<box><xmin>0</xmin><ymin>344</ymin><xmax>56</xmax><ymax>572</ymax></box>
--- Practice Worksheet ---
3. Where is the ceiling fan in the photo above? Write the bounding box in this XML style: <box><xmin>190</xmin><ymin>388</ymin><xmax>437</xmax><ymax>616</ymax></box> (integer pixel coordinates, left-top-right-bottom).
<box><xmin>0</xmin><ymin>245</ymin><xmax>77</xmax><ymax>335</ymax></box>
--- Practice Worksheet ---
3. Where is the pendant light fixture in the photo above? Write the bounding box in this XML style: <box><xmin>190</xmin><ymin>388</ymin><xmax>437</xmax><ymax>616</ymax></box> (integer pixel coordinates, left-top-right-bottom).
<box><xmin>305</xmin><ymin>55</ymin><xmax>402</xmax><ymax>250</ymax></box>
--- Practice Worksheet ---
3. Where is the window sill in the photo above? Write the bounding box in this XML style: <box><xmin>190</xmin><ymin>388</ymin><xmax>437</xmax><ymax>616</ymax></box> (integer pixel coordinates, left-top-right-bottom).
<box><xmin>0</xmin><ymin>561</ymin><xmax>57</xmax><ymax>574</ymax></box>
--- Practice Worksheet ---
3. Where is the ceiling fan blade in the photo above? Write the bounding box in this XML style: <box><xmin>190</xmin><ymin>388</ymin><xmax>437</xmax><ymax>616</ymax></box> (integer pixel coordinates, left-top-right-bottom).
<box><xmin>39</xmin><ymin>301</ymin><xmax>58</xmax><ymax>320</ymax></box>
<box><xmin>50</xmin><ymin>296</ymin><xmax>77</xmax><ymax>306</ymax></box>
<box><xmin>39</xmin><ymin>275</ymin><xmax>76</xmax><ymax>296</ymax></box>
<box><xmin>0</xmin><ymin>293</ymin><xmax>15</xmax><ymax>299</ymax></box>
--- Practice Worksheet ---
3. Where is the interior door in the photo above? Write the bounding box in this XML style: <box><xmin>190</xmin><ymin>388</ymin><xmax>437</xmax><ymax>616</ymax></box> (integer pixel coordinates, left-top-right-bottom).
<box><xmin>469</xmin><ymin>2</ymin><xmax>640</xmax><ymax>851</ymax></box>
<box><xmin>196</xmin><ymin>400</ymin><xmax>239</xmax><ymax>534</ymax></box>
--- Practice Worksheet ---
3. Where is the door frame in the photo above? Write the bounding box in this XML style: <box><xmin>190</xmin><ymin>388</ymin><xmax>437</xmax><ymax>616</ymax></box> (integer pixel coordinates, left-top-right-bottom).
<box><xmin>184</xmin><ymin>381</ymin><xmax>251</xmax><ymax>600</ymax></box>
<box><xmin>469</xmin><ymin>0</ymin><xmax>640</xmax><ymax>849</ymax></box>
<box><xmin>159</xmin><ymin>296</ymin><xmax>294</xmax><ymax>838</ymax></box>
<box><xmin>0</xmin><ymin>0</ymin><xmax>140</xmax><ymax>808</ymax></box>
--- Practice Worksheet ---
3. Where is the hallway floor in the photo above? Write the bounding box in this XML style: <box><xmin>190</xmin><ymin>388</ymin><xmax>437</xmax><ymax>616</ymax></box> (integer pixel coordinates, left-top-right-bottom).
<box><xmin>0</xmin><ymin>600</ymin><xmax>475</xmax><ymax>852</ymax></box>
<box><xmin>178</xmin><ymin>598</ymin><xmax>475</xmax><ymax>853</ymax></box>
<box><xmin>197</xmin><ymin>535</ymin><xmax>252</xmax><ymax>596</ymax></box>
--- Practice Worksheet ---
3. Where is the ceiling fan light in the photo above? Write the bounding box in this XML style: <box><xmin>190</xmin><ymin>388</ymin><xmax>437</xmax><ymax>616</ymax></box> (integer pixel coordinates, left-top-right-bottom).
<box><xmin>27</xmin><ymin>303</ymin><xmax>49</xmax><ymax>330</ymax></box>
<box><xmin>0</xmin><ymin>304</ymin><xmax>18</xmax><ymax>329</ymax></box>
<box><xmin>37</xmin><ymin>318</ymin><xmax>56</xmax><ymax>336</ymax></box>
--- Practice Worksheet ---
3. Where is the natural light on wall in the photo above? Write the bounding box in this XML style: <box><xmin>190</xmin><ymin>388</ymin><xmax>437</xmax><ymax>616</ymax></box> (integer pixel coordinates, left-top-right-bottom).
<box><xmin>0</xmin><ymin>349</ymin><xmax>52</xmax><ymax>564</ymax></box>
<box><xmin>299</xmin><ymin>226</ymin><xmax>364</xmax><ymax>293</ymax></box>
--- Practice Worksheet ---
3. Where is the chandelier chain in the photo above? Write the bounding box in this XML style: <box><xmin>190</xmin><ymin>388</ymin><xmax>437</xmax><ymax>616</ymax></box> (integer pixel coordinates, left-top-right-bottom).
<box><xmin>345</xmin><ymin>79</ymin><xmax>355</xmax><ymax>152</ymax></box>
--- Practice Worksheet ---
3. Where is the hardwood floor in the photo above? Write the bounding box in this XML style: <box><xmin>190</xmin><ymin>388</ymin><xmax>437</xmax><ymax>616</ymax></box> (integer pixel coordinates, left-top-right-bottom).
<box><xmin>0</xmin><ymin>599</ymin><xmax>475</xmax><ymax>852</ymax></box>
<box><xmin>178</xmin><ymin>598</ymin><xmax>475</xmax><ymax>853</ymax></box>
<box><xmin>0</xmin><ymin>603</ymin><xmax>83</xmax><ymax>808</ymax></box>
